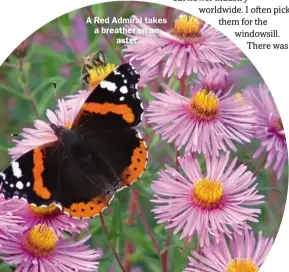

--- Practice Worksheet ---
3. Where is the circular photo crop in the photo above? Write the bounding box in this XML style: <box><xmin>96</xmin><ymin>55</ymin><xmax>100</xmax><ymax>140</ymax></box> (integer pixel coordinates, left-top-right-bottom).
<box><xmin>0</xmin><ymin>2</ymin><xmax>287</xmax><ymax>272</ymax></box>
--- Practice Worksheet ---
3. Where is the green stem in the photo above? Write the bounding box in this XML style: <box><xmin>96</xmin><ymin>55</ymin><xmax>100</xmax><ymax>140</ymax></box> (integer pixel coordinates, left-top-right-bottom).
<box><xmin>131</xmin><ymin>188</ymin><xmax>161</xmax><ymax>253</ymax></box>
<box><xmin>99</xmin><ymin>214</ymin><xmax>127</xmax><ymax>272</ymax></box>
<box><xmin>18</xmin><ymin>59</ymin><xmax>41</xmax><ymax>119</ymax></box>
<box><xmin>259</xmin><ymin>187</ymin><xmax>287</xmax><ymax>202</ymax></box>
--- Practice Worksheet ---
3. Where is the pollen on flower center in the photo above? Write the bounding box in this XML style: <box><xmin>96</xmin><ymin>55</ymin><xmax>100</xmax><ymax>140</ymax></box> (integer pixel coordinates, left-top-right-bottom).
<box><xmin>172</xmin><ymin>15</ymin><xmax>203</xmax><ymax>40</ymax></box>
<box><xmin>191</xmin><ymin>90</ymin><xmax>219</xmax><ymax>121</ymax></box>
<box><xmin>234</xmin><ymin>92</ymin><xmax>243</xmax><ymax>100</ymax></box>
<box><xmin>23</xmin><ymin>224</ymin><xmax>58</xmax><ymax>257</ymax></box>
<box><xmin>193</xmin><ymin>178</ymin><xmax>223</xmax><ymax>208</ymax></box>
<box><xmin>88</xmin><ymin>63</ymin><xmax>116</xmax><ymax>90</ymax></box>
<box><xmin>29</xmin><ymin>203</ymin><xmax>60</xmax><ymax>217</ymax></box>
<box><xmin>227</xmin><ymin>258</ymin><xmax>258</xmax><ymax>272</ymax></box>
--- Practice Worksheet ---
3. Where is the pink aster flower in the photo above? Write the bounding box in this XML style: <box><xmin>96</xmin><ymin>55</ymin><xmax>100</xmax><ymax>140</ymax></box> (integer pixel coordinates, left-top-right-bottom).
<box><xmin>151</xmin><ymin>153</ymin><xmax>264</xmax><ymax>247</ymax></box>
<box><xmin>138</xmin><ymin>64</ymin><xmax>160</xmax><ymax>87</ymax></box>
<box><xmin>10</xmin><ymin>199</ymin><xmax>88</xmax><ymax>235</ymax></box>
<box><xmin>184</xmin><ymin>229</ymin><xmax>273</xmax><ymax>271</ymax></box>
<box><xmin>0</xmin><ymin>224</ymin><xmax>100</xmax><ymax>272</ymax></box>
<box><xmin>244</xmin><ymin>84</ymin><xmax>287</xmax><ymax>180</ymax></box>
<box><xmin>0</xmin><ymin>197</ymin><xmax>24</xmax><ymax>234</ymax></box>
<box><xmin>147</xmin><ymin>84</ymin><xmax>256</xmax><ymax>155</ymax></box>
<box><xmin>123</xmin><ymin>15</ymin><xmax>242</xmax><ymax>78</ymax></box>
<box><xmin>8</xmin><ymin>99</ymin><xmax>80</xmax><ymax>160</ymax></box>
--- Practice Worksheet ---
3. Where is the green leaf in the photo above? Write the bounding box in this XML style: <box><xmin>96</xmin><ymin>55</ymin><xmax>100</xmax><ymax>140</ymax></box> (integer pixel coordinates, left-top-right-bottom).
<box><xmin>172</xmin><ymin>246</ymin><xmax>187</xmax><ymax>272</ymax></box>
<box><xmin>0</xmin><ymin>263</ymin><xmax>12</xmax><ymax>272</ymax></box>
<box><xmin>141</xmin><ymin>87</ymin><xmax>154</xmax><ymax>101</ymax></box>
<box><xmin>110</xmin><ymin>198</ymin><xmax>123</xmax><ymax>251</ymax></box>
<box><xmin>107</xmin><ymin>232</ymin><xmax>122</xmax><ymax>241</ymax></box>
<box><xmin>31</xmin><ymin>76</ymin><xmax>66</xmax><ymax>98</ymax></box>
<box><xmin>233</xmin><ymin>57</ymin><xmax>249</xmax><ymax>69</ymax></box>
<box><xmin>132</xmin><ymin>182</ymin><xmax>152</xmax><ymax>198</ymax></box>
<box><xmin>160</xmin><ymin>244</ymin><xmax>184</xmax><ymax>255</ymax></box>
<box><xmin>58</xmin><ymin>14</ymin><xmax>71</xmax><ymax>38</ymax></box>
<box><xmin>0</xmin><ymin>83</ymin><xmax>27</xmax><ymax>99</ymax></box>
<box><xmin>149</xmin><ymin>135</ymin><xmax>161</xmax><ymax>149</ymax></box>
<box><xmin>38</xmin><ymin>79</ymin><xmax>67</xmax><ymax>114</ymax></box>
<box><xmin>123</xmin><ymin>226</ymin><xmax>157</xmax><ymax>253</ymax></box>
<box><xmin>32</xmin><ymin>44</ymin><xmax>74</xmax><ymax>63</ymax></box>
<box><xmin>82</xmin><ymin>36</ymin><xmax>103</xmax><ymax>57</ymax></box>
<box><xmin>92</xmin><ymin>3</ymin><xmax>106</xmax><ymax>19</ymax></box>
<box><xmin>111</xmin><ymin>198</ymin><xmax>122</xmax><ymax>234</ymax></box>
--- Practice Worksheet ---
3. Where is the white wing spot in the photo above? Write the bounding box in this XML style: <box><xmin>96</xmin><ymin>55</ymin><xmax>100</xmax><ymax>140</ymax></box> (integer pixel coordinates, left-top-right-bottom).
<box><xmin>113</xmin><ymin>69</ymin><xmax>121</xmax><ymax>75</ymax></box>
<box><xmin>120</xmin><ymin>96</ymin><xmax>125</xmax><ymax>101</ymax></box>
<box><xmin>120</xmin><ymin>86</ymin><xmax>128</xmax><ymax>94</ymax></box>
<box><xmin>10</xmin><ymin>184</ymin><xmax>14</xmax><ymax>188</ymax></box>
<box><xmin>26</xmin><ymin>182</ymin><xmax>31</xmax><ymax>187</ymax></box>
<box><xmin>0</xmin><ymin>172</ymin><xmax>6</xmax><ymax>180</ymax></box>
<box><xmin>124</xmin><ymin>79</ymin><xmax>128</xmax><ymax>84</ymax></box>
<box><xmin>121</xmin><ymin>74</ymin><xmax>125</xmax><ymax>78</ymax></box>
<box><xmin>100</xmin><ymin>80</ymin><xmax>117</xmax><ymax>92</ymax></box>
<box><xmin>11</xmin><ymin>161</ymin><xmax>22</xmax><ymax>178</ymax></box>
<box><xmin>16</xmin><ymin>181</ymin><xmax>24</xmax><ymax>190</ymax></box>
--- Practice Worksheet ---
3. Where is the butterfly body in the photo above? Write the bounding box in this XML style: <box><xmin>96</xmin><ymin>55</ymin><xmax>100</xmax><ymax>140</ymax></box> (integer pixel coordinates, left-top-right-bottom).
<box><xmin>0</xmin><ymin>63</ymin><xmax>148</xmax><ymax>218</ymax></box>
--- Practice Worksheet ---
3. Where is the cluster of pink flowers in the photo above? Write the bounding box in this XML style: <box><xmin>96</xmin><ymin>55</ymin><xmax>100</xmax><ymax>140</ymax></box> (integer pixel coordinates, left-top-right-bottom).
<box><xmin>0</xmin><ymin>195</ymin><xmax>100</xmax><ymax>271</ymax></box>
<box><xmin>0</xmin><ymin>11</ymin><xmax>286</xmax><ymax>271</ymax></box>
<box><xmin>123</xmin><ymin>13</ymin><xmax>284</xmax><ymax>270</ymax></box>
<box><xmin>1</xmin><ymin>90</ymin><xmax>105</xmax><ymax>271</ymax></box>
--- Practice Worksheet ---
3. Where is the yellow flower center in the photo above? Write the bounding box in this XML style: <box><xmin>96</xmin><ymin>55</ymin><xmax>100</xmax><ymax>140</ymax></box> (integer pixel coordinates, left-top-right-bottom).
<box><xmin>193</xmin><ymin>178</ymin><xmax>223</xmax><ymax>208</ymax></box>
<box><xmin>29</xmin><ymin>203</ymin><xmax>60</xmax><ymax>217</ymax></box>
<box><xmin>271</xmin><ymin>117</ymin><xmax>286</xmax><ymax>140</ymax></box>
<box><xmin>274</xmin><ymin>117</ymin><xmax>284</xmax><ymax>132</ymax></box>
<box><xmin>234</xmin><ymin>92</ymin><xmax>248</xmax><ymax>106</ymax></box>
<box><xmin>172</xmin><ymin>15</ymin><xmax>203</xmax><ymax>40</ymax></box>
<box><xmin>88</xmin><ymin>63</ymin><xmax>115</xmax><ymax>90</ymax></box>
<box><xmin>227</xmin><ymin>258</ymin><xmax>258</xmax><ymax>272</ymax></box>
<box><xmin>22</xmin><ymin>224</ymin><xmax>58</xmax><ymax>257</ymax></box>
<box><xmin>65</xmin><ymin>121</ymin><xmax>72</xmax><ymax>129</ymax></box>
<box><xmin>234</xmin><ymin>92</ymin><xmax>243</xmax><ymax>100</ymax></box>
<box><xmin>191</xmin><ymin>90</ymin><xmax>219</xmax><ymax>121</ymax></box>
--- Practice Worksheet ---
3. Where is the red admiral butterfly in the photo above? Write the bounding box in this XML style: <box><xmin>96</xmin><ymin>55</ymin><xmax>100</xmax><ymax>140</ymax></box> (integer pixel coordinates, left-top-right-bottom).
<box><xmin>0</xmin><ymin>63</ymin><xmax>148</xmax><ymax>218</ymax></box>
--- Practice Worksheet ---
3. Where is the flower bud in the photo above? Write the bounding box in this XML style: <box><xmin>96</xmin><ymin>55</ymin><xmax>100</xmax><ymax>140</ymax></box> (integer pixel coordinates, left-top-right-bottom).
<box><xmin>200</xmin><ymin>68</ymin><xmax>230</xmax><ymax>93</ymax></box>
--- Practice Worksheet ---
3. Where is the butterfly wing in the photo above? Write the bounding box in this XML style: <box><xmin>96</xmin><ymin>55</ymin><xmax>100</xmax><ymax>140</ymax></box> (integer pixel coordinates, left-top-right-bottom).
<box><xmin>73</xmin><ymin>62</ymin><xmax>148</xmax><ymax>189</ymax></box>
<box><xmin>72</xmin><ymin>62</ymin><xmax>143</xmax><ymax>132</ymax></box>
<box><xmin>0</xmin><ymin>143</ymin><xmax>119</xmax><ymax>218</ymax></box>
<box><xmin>0</xmin><ymin>144</ymin><xmax>61</xmax><ymax>206</ymax></box>
<box><xmin>57</xmin><ymin>62</ymin><xmax>148</xmax><ymax>218</ymax></box>
<box><xmin>51</xmin><ymin>146</ymin><xmax>115</xmax><ymax>219</ymax></box>
<box><xmin>54</xmin><ymin>128</ymin><xmax>147</xmax><ymax>219</ymax></box>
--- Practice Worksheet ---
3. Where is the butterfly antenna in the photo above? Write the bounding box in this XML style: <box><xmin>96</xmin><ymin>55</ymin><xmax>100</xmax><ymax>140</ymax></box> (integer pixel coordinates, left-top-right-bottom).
<box><xmin>53</xmin><ymin>80</ymin><xmax>57</xmax><ymax>102</ymax></box>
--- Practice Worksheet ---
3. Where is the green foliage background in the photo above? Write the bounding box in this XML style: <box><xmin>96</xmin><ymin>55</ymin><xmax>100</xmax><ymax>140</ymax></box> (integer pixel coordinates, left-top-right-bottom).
<box><xmin>0</xmin><ymin>2</ymin><xmax>287</xmax><ymax>271</ymax></box>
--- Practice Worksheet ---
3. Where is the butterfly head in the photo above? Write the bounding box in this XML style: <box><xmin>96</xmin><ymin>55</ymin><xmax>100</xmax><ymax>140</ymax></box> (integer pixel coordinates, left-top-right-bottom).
<box><xmin>50</xmin><ymin>124</ymin><xmax>81</xmax><ymax>147</ymax></box>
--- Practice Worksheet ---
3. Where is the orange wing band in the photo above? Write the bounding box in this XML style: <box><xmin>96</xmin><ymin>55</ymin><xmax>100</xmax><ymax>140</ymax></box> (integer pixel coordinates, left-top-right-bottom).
<box><xmin>83</xmin><ymin>102</ymin><xmax>135</xmax><ymax>124</ymax></box>
<box><xmin>64</xmin><ymin>195</ymin><xmax>113</xmax><ymax>218</ymax></box>
<box><xmin>121</xmin><ymin>140</ymin><xmax>147</xmax><ymax>186</ymax></box>
<box><xmin>33</xmin><ymin>148</ymin><xmax>51</xmax><ymax>200</ymax></box>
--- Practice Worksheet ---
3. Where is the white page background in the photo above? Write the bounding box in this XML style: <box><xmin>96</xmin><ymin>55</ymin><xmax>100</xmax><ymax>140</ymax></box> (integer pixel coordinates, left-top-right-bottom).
<box><xmin>0</xmin><ymin>1</ymin><xmax>288</xmax><ymax>271</ymax></box>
